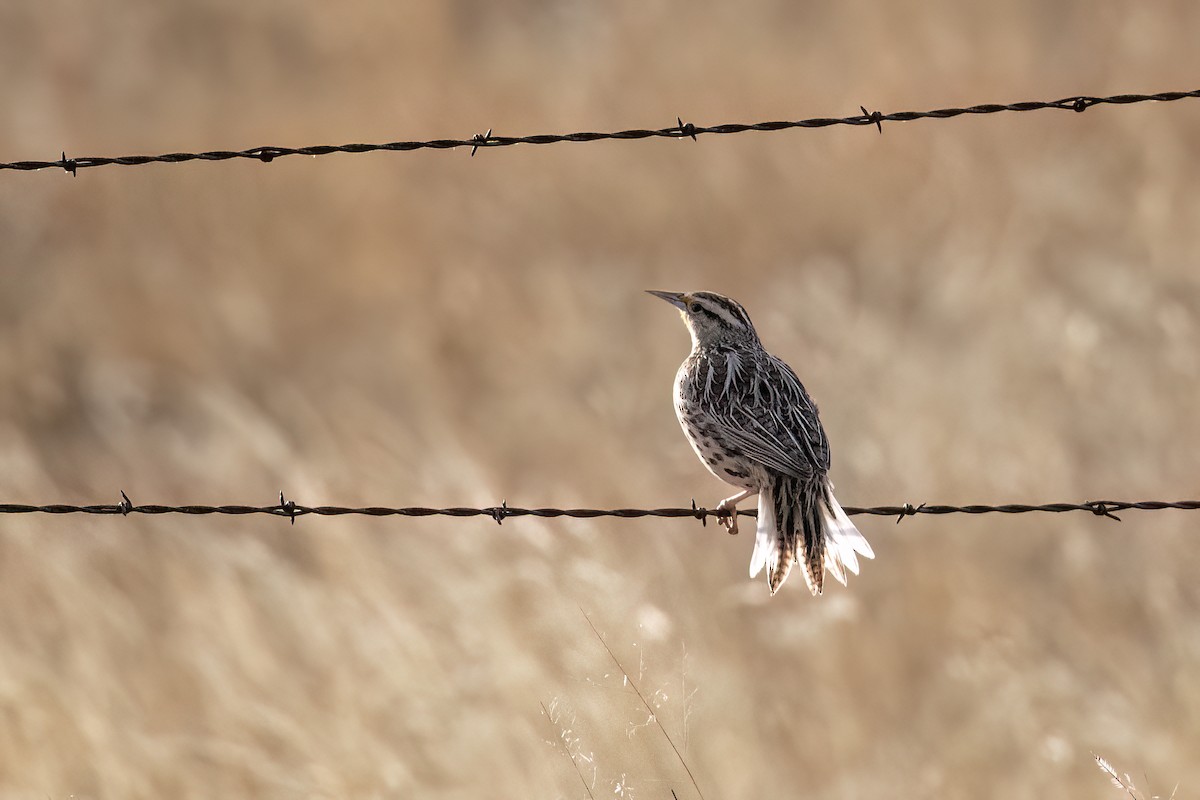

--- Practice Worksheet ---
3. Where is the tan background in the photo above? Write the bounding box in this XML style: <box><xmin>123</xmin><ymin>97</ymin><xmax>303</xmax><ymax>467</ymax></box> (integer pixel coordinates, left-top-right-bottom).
<box><xmin>1</xmin><ymin>1</ymin><xmax>1198</xmax><ymax>797</ymax></box>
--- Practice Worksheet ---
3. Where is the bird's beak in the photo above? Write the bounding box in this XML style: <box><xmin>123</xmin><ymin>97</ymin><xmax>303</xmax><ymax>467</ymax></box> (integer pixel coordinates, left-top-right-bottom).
<box><xmin>646</xmin><ymin>290</ymin><xmax>687</xmax><ymax>311</ymax></box>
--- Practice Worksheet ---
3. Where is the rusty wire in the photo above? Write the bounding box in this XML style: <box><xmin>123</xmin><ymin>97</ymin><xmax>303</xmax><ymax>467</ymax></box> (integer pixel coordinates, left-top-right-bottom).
<box><xmin>1</xmin><ymin>492</ymin><xmax>1197</xmax><ymax>525</ymax></box>
<box><xmin>2</xmin><ymin>89</ymin><xmax>1197</xmax><ymax>175</ymax></box>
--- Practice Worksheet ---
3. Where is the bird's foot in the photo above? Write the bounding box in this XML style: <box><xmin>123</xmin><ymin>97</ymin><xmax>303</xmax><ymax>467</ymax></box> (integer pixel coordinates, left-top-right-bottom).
<box><xmin>716</xmin><ymin>501</ymin><xmax>740</xmax><ymax>535</ymax></box>
<box><xmin>714</xmin><ymin>489</ymin><xmax>754</xmax><ymax>536</ymax></box>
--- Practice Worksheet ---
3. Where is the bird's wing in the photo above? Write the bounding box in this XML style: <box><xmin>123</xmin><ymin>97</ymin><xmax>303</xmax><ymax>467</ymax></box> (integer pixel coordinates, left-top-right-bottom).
<box><xmin>705</xmin><ymin>350</ymin><xmax>830</xmax><ymax>480</ymax></box>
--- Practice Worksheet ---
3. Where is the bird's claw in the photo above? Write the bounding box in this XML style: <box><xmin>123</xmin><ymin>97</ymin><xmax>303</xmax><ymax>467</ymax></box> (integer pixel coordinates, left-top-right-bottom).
<box><xmin>717</xmin><ymin>505</ymin><xmax>739</xmax><ymax>535</ymax></box>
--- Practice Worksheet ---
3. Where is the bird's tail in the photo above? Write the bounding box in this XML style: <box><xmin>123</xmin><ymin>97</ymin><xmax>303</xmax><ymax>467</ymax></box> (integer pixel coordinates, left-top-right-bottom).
<box><xmin>749</xmin><ymin>476</ymin><xmax>875</xmax><ymax>595</ymax></box>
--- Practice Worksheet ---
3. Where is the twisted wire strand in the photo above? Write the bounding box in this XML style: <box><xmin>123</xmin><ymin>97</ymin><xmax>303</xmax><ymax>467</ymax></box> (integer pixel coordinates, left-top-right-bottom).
<box><xmin>2</xmin><ymin>495</ymin><xmax>1197</xmax><ymax>525</ymax></box>
<box><xmin>3</xmin><ymin>89</ymin><xmax>1197</xmax><ymax>174</ymax></box>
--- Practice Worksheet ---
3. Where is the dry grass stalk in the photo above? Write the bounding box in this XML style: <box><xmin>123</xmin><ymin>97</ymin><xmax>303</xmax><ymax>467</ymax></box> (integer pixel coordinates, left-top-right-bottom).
<box><xmin>583</xmin><ymin>610</ymin><xmax>706</xmax><ymax>800</ymax></box>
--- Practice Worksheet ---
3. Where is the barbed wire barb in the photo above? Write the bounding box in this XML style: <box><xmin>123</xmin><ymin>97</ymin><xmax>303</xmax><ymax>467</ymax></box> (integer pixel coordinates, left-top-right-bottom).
<box><xmin>676</xmin><ymin>117</ymin><xmax>698</xmax><ymax>141</ymax></box>
<box><xmin>1</xmin><ymin>494</ymin><xmax>1198</xmax><ymax>523</ymax></box>
<box><xmin>58</xmin><ymin>151</ymin><xmax>77</xmax><ymax>177</ymax></box>
<box><xmin>3</xmin><ymin>88</ymin><xmax>1197</xmax><ymax>174</ymax></box>
<box><xmin>278</xmin><ymin>491</ymin><xmax>298</xmax><ymax>525</ymax></box>
<box><xmin>470</xmin><ymin>128</ymin><xmax>493</xmax><ymax>157</ymax></box>
<box><xmin>860</xmin><ymin>106</ymin><xmax>884</xmax><ymax>134</ymax></box>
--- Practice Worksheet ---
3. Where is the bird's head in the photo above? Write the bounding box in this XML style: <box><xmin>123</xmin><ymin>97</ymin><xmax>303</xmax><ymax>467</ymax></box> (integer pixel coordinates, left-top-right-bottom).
<box><xmin>646</xmin><ymin>290</ymin><xmax>760</xmax><ymax>348</ymax></box>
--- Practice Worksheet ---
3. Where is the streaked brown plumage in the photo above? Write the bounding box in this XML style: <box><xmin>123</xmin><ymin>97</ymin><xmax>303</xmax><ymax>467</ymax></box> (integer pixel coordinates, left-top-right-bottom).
<box><xmin>648</xmin><ymin>290</ymin><xmax>874</xmax><ymax>595</ymax></box>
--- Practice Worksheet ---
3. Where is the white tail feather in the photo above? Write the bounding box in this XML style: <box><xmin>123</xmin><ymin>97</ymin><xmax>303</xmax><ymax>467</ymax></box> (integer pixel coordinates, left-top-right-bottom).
<box><xmin>825</xmin><ymin>544</ymin><xmax>847</xmax><ymax>585</ymax></box>
<box><xmin>749</xmin><ymin>492</ymin><xmax>776</xmax><ymax>578</ymax></box>
<box><xmin>821</xmin><ymin>490</ymin><xmax>874</xmax><ymax>585</ymax></box>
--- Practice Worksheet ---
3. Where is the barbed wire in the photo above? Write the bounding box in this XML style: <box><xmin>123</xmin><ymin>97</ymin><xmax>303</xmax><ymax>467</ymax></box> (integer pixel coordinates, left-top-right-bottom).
<box><xmin>3</xmin><ymin>89</ymin><xmax>1197</xmax><ymax>175</ymax></box>
<box><xmin>2</xmin><ymin>492</ymin><xmax>1197</xmax><ymax>525</ymax></box>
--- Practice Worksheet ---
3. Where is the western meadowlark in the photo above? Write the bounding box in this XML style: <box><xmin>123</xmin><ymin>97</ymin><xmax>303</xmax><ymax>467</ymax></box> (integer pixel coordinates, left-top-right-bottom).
<box><xmin>648</xmin><ymin>290</ymin><xmax>874</xmax><ymax>595</ymax></box>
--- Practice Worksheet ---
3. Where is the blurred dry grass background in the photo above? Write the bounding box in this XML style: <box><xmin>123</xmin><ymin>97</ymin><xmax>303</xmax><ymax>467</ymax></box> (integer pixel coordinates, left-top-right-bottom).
<box><xmin>1</xmin><ymin>1</ymin><xmax>1199</xmax><ymax>797</ymax></box>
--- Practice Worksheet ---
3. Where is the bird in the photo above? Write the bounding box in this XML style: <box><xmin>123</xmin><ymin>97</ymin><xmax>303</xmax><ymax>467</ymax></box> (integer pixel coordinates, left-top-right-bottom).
<box><xmin>647</xmin><ymin>290</ymin><xmax>873</xmax><ymax>595</ymax></box>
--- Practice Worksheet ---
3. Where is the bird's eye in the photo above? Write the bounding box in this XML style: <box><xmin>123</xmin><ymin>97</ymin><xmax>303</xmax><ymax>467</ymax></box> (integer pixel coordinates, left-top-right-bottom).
<box><xmin>689</xmin><ymin>303</ymin><xmax>702</xmax><ymax>313</ymax></box>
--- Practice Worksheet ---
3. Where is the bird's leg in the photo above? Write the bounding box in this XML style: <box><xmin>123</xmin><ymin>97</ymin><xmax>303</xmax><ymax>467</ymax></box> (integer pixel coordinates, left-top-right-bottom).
<box><xmin>716</xmin><ymin>489</ymin><xmax>755</xmax><ymax>535</ymax></box>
